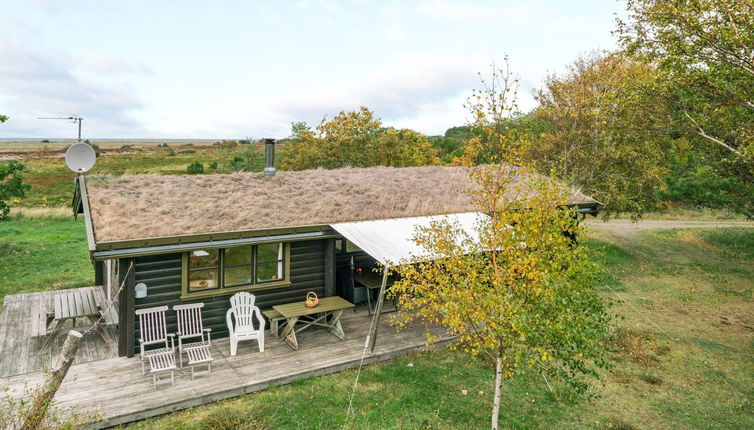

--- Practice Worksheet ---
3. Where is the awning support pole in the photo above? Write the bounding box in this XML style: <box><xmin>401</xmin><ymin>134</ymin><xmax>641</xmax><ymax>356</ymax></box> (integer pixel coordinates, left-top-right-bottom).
<box><xmin>366</xmin><ymin>266</ymin><xmax>390</xmax><ymax>354</ymax></box>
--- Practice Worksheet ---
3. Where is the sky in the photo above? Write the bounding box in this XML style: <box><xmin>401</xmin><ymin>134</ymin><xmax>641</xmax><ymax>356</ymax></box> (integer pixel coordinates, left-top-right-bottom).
<box><xmin>0</xmin><ymin>0</ymin><xmax>625</xmax><ymax>139</ymax></box>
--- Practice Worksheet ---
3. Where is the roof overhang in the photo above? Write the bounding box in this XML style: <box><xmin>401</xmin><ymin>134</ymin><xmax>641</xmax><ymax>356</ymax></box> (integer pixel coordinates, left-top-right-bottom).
<box><xmin>330</xmin><ymin>212</ymin><xmax>486</xmax><ymax>267</ymax></box>
<box><xmin>91</xmin><ymin>229</ymin><xmax>339</xmax><ymax>261</ymax></box>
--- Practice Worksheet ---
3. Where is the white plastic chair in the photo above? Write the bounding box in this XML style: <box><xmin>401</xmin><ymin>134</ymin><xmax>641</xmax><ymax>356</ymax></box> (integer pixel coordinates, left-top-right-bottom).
<box><xmin>173</xmin><ymin>303</ymin><xmax>212</xmax><ymax>367</ymax></box>
<box><xmin>226</xmin><ymin>292</ymin><xmax>265</xmax><ymax>356</ymax></box>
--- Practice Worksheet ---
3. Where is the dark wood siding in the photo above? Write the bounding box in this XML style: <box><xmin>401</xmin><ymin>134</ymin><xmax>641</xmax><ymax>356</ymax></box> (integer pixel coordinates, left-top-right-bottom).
<box><xmin>335</xmin><ymin>250</ymin><xmax>376</xmax><ymax>270</ymax></box>
<box><xmin>130</xmin><ymin>240</ymin><xmax>327</xmax><ymax>355</ymax></box>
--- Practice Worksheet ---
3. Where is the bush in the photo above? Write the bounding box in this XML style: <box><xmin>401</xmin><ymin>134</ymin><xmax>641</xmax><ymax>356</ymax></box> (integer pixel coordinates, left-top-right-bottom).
<box><xmin>1</xmin><ymin>381</ymin><xmax>94</xmax><ymax>429</ymax></box>
<box><xmin>228</xmin><ymin>147</ymin><xmax>265</xmax><ymax>172</ymax></box>
<box><xmin>209</xmin><ymin>161</ymin><xmax>218</xmax><ymax>170</ymax></box>
<box><xmin>239</xmin><ymin>139</ymin><xmax>251</xmax><ymax>145</ymax></box>
<box><xmin>40</xmin><ymin>139</ymin><xmax>50</xmax><ymax>143</ymax></box>
<box><xmin>219</xmin><ymin>140</ymin><xmax>239</xmax><ymax>149</ymax></box>
<box><xmin>157</xmin><ymin>143</ymin><xmax>169</xmax><ymax>148</ymax></box>
<box><xmin>120</xmin><ymin>144</ymin><xmax>133</xmax><ymax>149</ymax></box>
<box><xmin>187</xmin><ymin>162</ymin><xmax>205</xmax><ymax>174</ymax></box>
<box><xmin>0</xmin><ymin>161</ymin><xmax>30</xmax><ymax>220</ymax></box>
<box><xmin>178</xmin><ymin>149</ymin><xmax>196</xmax><ymax>154</ymax></box>
<box><xmin>166</xmin><ymin>149</ymin><xmax>176</xmax><ymax>156</ymax></box>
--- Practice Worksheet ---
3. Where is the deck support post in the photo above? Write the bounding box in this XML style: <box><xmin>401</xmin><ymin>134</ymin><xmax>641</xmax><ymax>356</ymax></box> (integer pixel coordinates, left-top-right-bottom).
<box><xmin>117</xmin><ymin>259</ymin><xmax>135</xmax><ymax>357</ymax></box>
<box><xmin>366</xmin><ymin>266</ymin><xmax>390</xmax><ymax>354</ymax></box>
<box><xmin>94</xmin><ymin>260</ymin><xmax>104</xmax><ymax>287</ymax></box>
<box><xmin>324</xmin><ymin>238</ymin><xmax>335</xmax><ymax>297</ymax></box>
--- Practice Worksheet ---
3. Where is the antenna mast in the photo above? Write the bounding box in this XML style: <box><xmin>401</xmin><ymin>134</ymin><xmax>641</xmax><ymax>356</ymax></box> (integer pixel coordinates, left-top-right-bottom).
<box><xmin>37</xmin><ymin>115</ymin><xmax>84</xmax><ymax>142</ymax></box>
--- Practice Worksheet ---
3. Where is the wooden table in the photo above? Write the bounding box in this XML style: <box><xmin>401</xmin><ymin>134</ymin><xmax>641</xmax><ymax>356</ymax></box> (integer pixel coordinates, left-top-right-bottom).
<box><xmin>353</xmin><ymin>271</ymin><xmax>397</xmax><ymax>316</ymax></box>
<box><xmin>41</xmin><ymin>289</ymin><xmax>112</xmax><ymax>352</ymax></box>
<box><xmin>274</xmin><ymin>296</ymin><xmax>354</xmax><ymax>350</ymax></box>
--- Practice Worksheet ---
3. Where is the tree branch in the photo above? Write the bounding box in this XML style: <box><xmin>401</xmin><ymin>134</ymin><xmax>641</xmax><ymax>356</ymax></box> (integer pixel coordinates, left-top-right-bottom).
<box><xmin>682</xmin><ymin>110</ymin><xmax>742</xmax><ymax>156</ymax></box>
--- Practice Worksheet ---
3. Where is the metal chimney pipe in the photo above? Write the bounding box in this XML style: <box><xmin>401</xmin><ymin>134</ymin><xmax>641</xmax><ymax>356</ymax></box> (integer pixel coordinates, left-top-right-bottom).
<box><xmin>263</xmin><ymin>138</ymin><xmax>276</xmax><ymax>178</ymax></box>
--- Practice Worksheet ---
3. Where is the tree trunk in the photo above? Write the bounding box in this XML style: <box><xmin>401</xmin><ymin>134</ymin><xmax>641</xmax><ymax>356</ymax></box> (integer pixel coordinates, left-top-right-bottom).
<box><xmin>20</xmin><ymin>330</ymin><xmax>82</xmax><ymax>430</ymax></box>
<box><xmin>492</xmin><ymin>356</ymin><xmax>503</xmax><ymax>430</ymax></box>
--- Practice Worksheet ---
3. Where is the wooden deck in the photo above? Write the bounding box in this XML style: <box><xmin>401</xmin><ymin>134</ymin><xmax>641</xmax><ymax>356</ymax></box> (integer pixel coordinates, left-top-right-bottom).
<box><xmin>0</xmin><ymin>299</ymin><xmax>449</xmax><ymax>428</ymax></box>
<box><xmin>0</xmin><ymin>287</ymin><xmax>118</xmax><ymax>378</ymax></box>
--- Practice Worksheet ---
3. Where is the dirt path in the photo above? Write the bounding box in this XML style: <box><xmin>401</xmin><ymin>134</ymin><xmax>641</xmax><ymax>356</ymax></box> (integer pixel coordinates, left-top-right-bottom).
<box><xmin>584</xmin><ymin>219</ymin><xmax>754</xmax><ymax>237</ymax></box>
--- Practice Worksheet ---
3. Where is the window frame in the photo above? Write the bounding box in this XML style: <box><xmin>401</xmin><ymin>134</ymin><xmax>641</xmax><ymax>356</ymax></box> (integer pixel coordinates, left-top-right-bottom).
<box><xmin>335</xmin><ymin>238</ymin><xmax>362</xmax><ymax>254</ymax></box>
<box><xmin>181</xmin><ymin>242</ymin><xmax>291</xmax><ymax>300</ymax></box>
<box><xmin>187</xmin><ymin>249</ymin><xmax>221</xmax><ymax>292</ymax></box>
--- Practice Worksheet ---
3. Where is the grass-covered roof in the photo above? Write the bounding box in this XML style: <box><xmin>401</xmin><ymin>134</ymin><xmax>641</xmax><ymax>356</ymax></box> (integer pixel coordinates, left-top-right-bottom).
<box><xmin>85</xmin><ymin>165</ymin><xmax>599</xmax><ymax>243</ymax></box>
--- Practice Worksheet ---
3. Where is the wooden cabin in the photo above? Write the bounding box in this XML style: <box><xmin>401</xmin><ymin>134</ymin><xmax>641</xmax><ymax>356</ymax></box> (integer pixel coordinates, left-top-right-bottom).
<box><xmin>73</xmin><ymin>159</ymin><xmax>602</xmax><ymax>358</ymax></box>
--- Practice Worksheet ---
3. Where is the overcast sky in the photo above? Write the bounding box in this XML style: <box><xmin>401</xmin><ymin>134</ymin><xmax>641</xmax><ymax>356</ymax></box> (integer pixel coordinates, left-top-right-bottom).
<box><xmin>0</xmin><ymin>0</ymin><xmax>624</xmax><ymax>139</ymax></box>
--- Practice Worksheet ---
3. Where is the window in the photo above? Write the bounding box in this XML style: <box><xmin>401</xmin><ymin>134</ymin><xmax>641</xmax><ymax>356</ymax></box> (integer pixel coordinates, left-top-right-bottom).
<box><xmin>182</xmin><ymin>243</ymin><xmax>290</xmax><ymax>298</ymax></box>
<box><xmin>256</xmin><ymin>243</ymin><xmax>284</xmax><ymax>283</ymax></box>
<box><xmin>188</xmin><ymin>249</ymin><xmax>220</xmax><ymax>292</ymax></box>
<box><xmin>335</xmin><ymin>238</ymin><xmax>362</xmax><ymax>254</ymax></box>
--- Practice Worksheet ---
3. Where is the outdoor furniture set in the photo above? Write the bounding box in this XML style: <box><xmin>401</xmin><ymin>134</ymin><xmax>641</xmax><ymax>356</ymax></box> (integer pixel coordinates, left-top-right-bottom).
<box><xmin>41</xmin><ymin>289</ymin><xmax>113</xmax><ymax>352</ymax></box>
<box><xmin>137</xmin><ymin>292</ymin><xmax>354</xmax><ymax>389</ymax></box>
<box><xmin>352</xmin><ymin>270</ymin><xmax>399</xmax><ymax>316</ymax></box>
<box><xmin>136</xmin><ymin>303</ymin><xmax>213</xmax><ymax>389</ymax></box>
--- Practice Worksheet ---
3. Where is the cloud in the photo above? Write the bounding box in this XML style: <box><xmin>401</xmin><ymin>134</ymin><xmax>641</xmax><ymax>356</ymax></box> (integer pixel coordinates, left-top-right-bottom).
<box><xmin>0</xmin><ymin>40</ymin><xmax>146</xmax><ymax>137</ymax></box>
<box><xmin>269</xmin><ymin>55</ymin><xmax>484</xmax><ymax>134</ymax></box>
<box><xmin>76</xmin><ymin>50</ymin><xmax>153</xmax><ymax>75</ymax></box>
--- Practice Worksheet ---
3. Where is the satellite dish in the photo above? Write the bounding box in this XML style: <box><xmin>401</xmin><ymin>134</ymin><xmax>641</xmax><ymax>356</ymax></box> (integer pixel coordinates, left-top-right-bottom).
<box><xmin>65</xmin><ymin>143</ymin><xmax>97</xmax><ymax>174</ymax></box>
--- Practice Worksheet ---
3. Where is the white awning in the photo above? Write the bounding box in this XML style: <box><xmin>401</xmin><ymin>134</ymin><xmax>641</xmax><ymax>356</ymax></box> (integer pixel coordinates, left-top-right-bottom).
<box><xmin>330</xmin><ymin>212</ymin><xmax>486</xmax><ymax>267</ymax></box>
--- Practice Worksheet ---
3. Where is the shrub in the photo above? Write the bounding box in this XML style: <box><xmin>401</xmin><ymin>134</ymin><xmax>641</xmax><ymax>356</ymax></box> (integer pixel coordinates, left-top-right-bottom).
<box><xmin>40</xmin><ymin>139</ymin><xmax>50</xmax><ymax>143</ymax></box>
<box><xmin>209</xmin><ymin>161</ymin><xmax>218</xmax><ymax>169</ymax></box>
<box><xmin>0</xmin><ymin>161</ymin><xmax>30</xmax><ymax>220</ymax></box>
<box><xmin>239</xmin><ymin>139</ymin><xmax>251</xmax><ymax>145</ymax></box>
<box><xmin>229</xmin><ymin>147</ymin><xmax>265</xmax><ymax>172</ymax></box>
<box><xmin>187</xmin><ymin>162</ymin><xmax>204</xmax><ymax>174</ymax></box>
<box><xmin>178</xmin><ymin>149</ymin><xmax>196</xmax><ymax>154</ymax></box>
<box><xmin>1</xmin><ymin>382</ymin><xmax>95</xmax><ymax>429</ymax></box>
<box><xmin>166</xmin><ymin>149</ymin><xmax>176</xmax><ymax>156</ymax></box>
<box><xmin>120</xmin><ymin>144</ymin><xmax>133</xmax><ymax>149</ymax></box>
<box><xmin>157</xmin><ymin>143</ymin><xmax>169</xmax><ymax>148</ymax></box>
<box><xmin>219</xmin><ymin>140</ymin><xmax>239</xmax><ymax>149</ymax></box>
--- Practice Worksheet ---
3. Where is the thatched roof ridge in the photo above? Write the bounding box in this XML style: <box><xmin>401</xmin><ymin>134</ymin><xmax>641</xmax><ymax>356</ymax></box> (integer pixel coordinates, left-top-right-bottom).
<box><xmin>85</xmin><ymin>165</ymin><xmax>598</xmax><ymax>243</ymax></box>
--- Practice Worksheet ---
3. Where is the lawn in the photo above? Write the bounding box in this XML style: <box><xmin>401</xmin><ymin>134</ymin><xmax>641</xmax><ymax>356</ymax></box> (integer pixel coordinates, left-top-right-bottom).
<box><xmin>0</xmin><ymin>214</ymin><xmax>751</xmax><ymax>429</ymax></box>
<box><xmin>118</xmin><ymin>227</ymin><xmax>753</xmax><ymax>430</ymax></box>
<box><xmin>0</xmin><ymin>213</ymin><xmax>92</xmax><ymax>304</ymax></box>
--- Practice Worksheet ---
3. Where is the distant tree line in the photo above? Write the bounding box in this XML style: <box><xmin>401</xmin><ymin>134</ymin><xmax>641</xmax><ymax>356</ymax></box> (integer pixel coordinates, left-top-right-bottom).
<box><xmin>277</xmin><ymin>1</ymin><xmax>753</xmax><ymax>220</ymax></box>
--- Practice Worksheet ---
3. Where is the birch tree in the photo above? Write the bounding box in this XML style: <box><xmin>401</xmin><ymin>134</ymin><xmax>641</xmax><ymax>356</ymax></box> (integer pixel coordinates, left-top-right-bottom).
<box><xmin>390</xmin><ymin>65</ymin><xmax>612</xmax><ymax>430</ymax></box>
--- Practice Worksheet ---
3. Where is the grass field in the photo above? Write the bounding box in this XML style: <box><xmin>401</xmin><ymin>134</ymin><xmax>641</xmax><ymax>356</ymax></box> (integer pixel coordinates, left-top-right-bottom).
<box><xmin>114</xmin><ymin>226</ymin><xmax>754</xmax><ymax>430</ymax></box>
<box><xmin>0</xmin><ymin>139</ymin><xmax>219</xmax><ymax>153</ymax></box>
<box><xmin>0</xmin><ymin>213</ymin><xmax>92</xmax><ymax>305</ymax></box>
<box><xmin>0</xmin><ymin>213</ymin><xmax>751</xmax><ymax>428</ymax></box>
<box><xmin>5</xmin><ymin>142</ymin><xmax>266</xmax><ymax>207</ymax></box>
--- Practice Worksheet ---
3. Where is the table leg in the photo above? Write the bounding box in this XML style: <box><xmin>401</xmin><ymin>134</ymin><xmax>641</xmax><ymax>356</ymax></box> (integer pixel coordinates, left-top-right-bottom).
<box><xmin>41</xmin><ymin>319</ymin><xmax>66</xmax><ymax>353</ymax></box>
<box><xmin>281</xmin><ymin>317</ymin><xmax>299</xmax><ymax>350</ymax></box>
<box><xmin>328</xmin><ymin>310</ymin><xmax>346</xmax><ymax>341</ymax></box>
<box><xmin>87</xmin><ymin>315</ymin><xmax>113</xmax><ymax>344</ymax></box>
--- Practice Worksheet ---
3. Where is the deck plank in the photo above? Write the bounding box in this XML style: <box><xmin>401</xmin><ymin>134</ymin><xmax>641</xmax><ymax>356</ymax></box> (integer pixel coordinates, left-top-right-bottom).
<box><xmin>0</xmin><ymin>288</ymin><xmax>120</xmax><ymax>377</ymax></box>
